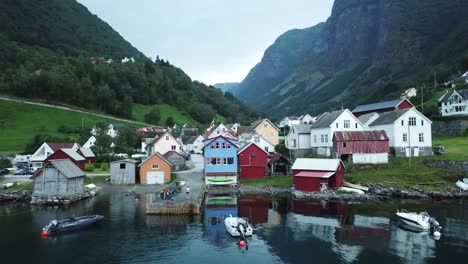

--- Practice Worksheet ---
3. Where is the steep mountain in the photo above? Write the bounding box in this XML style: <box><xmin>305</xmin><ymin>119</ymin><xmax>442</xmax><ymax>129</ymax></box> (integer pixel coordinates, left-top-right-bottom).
<box><xmin>235</xmin><ymin>0</ymin><xmax>468</xmax><ymax>117</ymax></box>
<box><xmin>214</xmin><ymin>82</ymin><xmax>240</xmax><ymax>93</ymax></box>
<box><xmin>0</xmin><ymin>0</ymin><xmax>256</xmax><ymax>125</ymax></box>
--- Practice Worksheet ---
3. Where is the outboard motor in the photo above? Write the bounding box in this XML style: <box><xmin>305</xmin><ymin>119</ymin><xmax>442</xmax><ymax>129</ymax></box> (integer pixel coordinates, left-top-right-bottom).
<box><xmin>429</xmin><ymin>217</ymin><xmax>442</xmax><ymax>239</ymax></box>
<box><xmin>237</xmin><ymin>223</ymin><xmax>246</xmax><ymax>240</ymax></box>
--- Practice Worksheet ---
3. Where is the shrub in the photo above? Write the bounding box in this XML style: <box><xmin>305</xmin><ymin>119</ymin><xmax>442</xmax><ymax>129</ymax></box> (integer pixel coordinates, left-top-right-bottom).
<box><xmin>84</xmin><ymin>163</ymin><xmax>95</xmax><ymax>172</ymax></box>
<box><xmin>100</xmin><ymin>163</ymin><xmax>109</xmax><ymax>171</ymax></box>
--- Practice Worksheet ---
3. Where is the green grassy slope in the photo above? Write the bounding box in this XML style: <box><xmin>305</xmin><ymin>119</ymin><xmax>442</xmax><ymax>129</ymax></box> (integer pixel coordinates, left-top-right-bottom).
<box><xmin>132</xmin><ymin>104</ymin><xmax>201</xmax><ymax>127</ymax></box>
<box><xmin>0</xmin><ymin>100</ymin><xmax>138</xmax><ymax>154</ymax></box>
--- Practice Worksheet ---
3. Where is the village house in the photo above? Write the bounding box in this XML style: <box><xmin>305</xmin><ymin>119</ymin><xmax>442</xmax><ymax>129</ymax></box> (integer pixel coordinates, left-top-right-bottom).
<box><xmin>204</xmin><ymin>123</ymin><xmax>238</xmax><ymax>140</ymax></box>
<box><xmin>310</xmin><ymin>109</ymin><xmax>364</xmax><ymax>156</ymax></box>
<box><xmin>238</xmin><ymin>132</ymin><xmax>275</xmax><ymax>153</ymax></box>
<box><xmin>278</xmin><ymin>116</ymin><xmax>300</xmax><ymax>128</ymax></box>
<box><xmin>31</xmin><ymin>159</ymin><xmax>85</xmax><ymax>197</ymax></box>
<box><xmin>285</xmin><ymin>124</ymin><xmax>312</xmax><ymax>157</ymax></box>
<box><xmin>238</xmin><ymin>142</ymin><xmax>269</xmax><ymax>180</ymax></box>
<box><xmin>243</xmin><ymin>119</ymin><xmax>280</xmax><ymax>146</ymax></box>
<box><xmin>77</xmin><ymin>147</ymin><xmax>96</xmax><ymax>165</ymax></box>
<box><xmin>136</xmin><ymin>126</ymin><xmax>166</xmax><ymax>136</ymax></box>
<box><xmin>91</xmin><ymin>124</ymin><xmax>121</xmax><ymax>138</ymax></box>
<box><xmin>163</xmin><ymin>151</ymin><xmax>186</xmax><ymax>171</ymax></box>
<box><xmin>438</xmin><ymin>89</ymin><xmax>468</xmax><ymax>116</ymax></box>
<box><xmin>299</xmin><ymin>114</ymin><xmax>316</xmax><ymax>124</ymax></box>
<box><xmin>83</xmin><ymin>135</ymin><xmax>96</xmax><ymax>149</ymax></box>
<box><xmin>45</xmin><ymin>148</ymin><xmax>87</xmax><ymax>171</ymax></box>
<box><xmin>110</xmin><ymin>159</ymin><xmax>139</xmax><ymax>184</ymax></box>
<box><xmin>203</xmin><ymin>136</ymin><xmax>239</xmax><ymax>187</ymax></box>
<box><xmin>146</xmin><ymin>132</ymin><xmax>182</xmax><ymax>156</ymax></box>
<box><xmin>332</xmin><ymin>131</ymin><xmax>389</xmax><ymax>164</ymax></box>
<box><xmin>225</xmin><ymin>123</ymin><xmax>241</xmax><ymax>133</ymax></box>
<box><xmin>139</xmin><ymin>152</ymin><xmax>174</xmax><ymax>184</ymax></box>
<box><xmin>140</xmin><ymin>138</ymin><xmax>154</xmax><ymax>153</ymax></box>
<box><xmin>292</xmin><ymin>158</ymin><xmax>345</xmax><ymax>192</ymax></box>
<box><xmin>352</xmin><ymin>98</ymin><xmax>414</xmax><ymax>117</ymax></box>
<box><xmin>367</xmin><ymin>108</ymin><xmax>433</xmax><ymax>157</ymax></box>
<box><xmin>267</xmin><ymin>153</ymin><xmax>291</xmax><ymax>176</ymax></box>
<box><xmin>400</xmin><ymin>88</ymin><xmax>417</xmax><ymax>99</ymax></box>
<box><xmin>184</xmin><ymin>135</ymin><xmax>204</xmax><ymax>154</ymax></box>
<box><xmin>30</xmin><ymin>142</ymin><xmax>80</xmax><ymax>171</ymax></box>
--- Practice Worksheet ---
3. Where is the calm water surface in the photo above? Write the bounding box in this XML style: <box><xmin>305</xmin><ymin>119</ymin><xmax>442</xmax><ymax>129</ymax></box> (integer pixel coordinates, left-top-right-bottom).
<box><xmin>1</xmin><ymin>188</ymin><xmax>468</xmax><ymax>264</ymax></box>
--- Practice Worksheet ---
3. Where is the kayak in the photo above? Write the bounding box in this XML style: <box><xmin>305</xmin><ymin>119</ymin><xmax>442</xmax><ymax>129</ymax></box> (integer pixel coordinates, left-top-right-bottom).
<box><xmin>208</xmin><ymin>178</ymin><xmax>232</xmax><ymax>182</ymax></box>
<box><xmin>42</xmin><ymin>215</ymin><xmax>104</xmax><ymax>236</ymax></box>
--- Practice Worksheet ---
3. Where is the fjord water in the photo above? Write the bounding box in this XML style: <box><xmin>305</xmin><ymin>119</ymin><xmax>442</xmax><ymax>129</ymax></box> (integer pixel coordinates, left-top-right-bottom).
<box><xmin>1</xmin><ymin>191</ymin><xmax>468</xmax><ymax>264</ymax></box>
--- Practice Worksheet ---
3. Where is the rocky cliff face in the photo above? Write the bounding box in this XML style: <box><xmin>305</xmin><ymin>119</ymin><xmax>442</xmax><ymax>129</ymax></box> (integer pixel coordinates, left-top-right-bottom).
<box><xmin>235</xmin><ymin>0</ymin><xmax>468</xmax><ymax>117</ymax></box>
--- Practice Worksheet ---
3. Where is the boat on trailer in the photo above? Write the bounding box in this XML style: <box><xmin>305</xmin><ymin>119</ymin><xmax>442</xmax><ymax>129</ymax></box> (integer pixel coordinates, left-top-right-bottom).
<box><xmin>396</xmin><ymin>209</ymin><xmax>442</xmax><ymax>238</ymax></box>
<box><xmin>224</xmin><ymin>215</ymin><xmax>253</xmax><ymax>239</ymax></box>
<box><xmin>42</xmin><ymin>215</ymin><xmax>104</xmax><ymax>236</ymax></box>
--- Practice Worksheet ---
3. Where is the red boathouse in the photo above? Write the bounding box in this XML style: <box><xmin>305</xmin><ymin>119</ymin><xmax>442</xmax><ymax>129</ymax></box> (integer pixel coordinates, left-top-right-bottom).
<box><xmin>292</xmin><ymin>158</ymin><xmax>345</xmax><ymax>192</ymax></box>
<box><xmin>45</xmin><ymin>149</ymin><xmax>86</xmax><ymax>171</ymax></box>
<box><xmin>238</xmin><ymin>142</ymin><xmax>268</xmax><ymax>180</ymax></box>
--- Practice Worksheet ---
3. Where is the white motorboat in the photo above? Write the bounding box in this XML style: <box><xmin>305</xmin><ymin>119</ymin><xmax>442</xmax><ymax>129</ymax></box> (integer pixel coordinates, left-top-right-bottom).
<box><xmin>456</xmin><ymin>180</ymin><xmax>468</xmax><ymax>191</ymax></box>
<box><xmin>224</xmin><ymin>215</ymin><xmax>253</xmax><ymax>239</ymax></box>
<box><xmin>396</xmin><ymin>209</ymin><xmax>442</xmax><ymax>238</ymax></box>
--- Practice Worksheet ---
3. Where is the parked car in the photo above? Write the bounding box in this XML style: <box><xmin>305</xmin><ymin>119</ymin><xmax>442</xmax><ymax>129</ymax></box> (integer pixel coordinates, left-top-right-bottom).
<box><xmin>13</xmin><ymin>169</ymin><xmax>33</xmax><ymax>175</ymax></box>
<box><xmin>0</xmin><ymin>168</ymin><xmax>9</xmax><ymax>175</ymax></box>
<box><xmin>182</xmin><ymin>151</ymin><xmax>191</xmax><ymax>161</ymax></box>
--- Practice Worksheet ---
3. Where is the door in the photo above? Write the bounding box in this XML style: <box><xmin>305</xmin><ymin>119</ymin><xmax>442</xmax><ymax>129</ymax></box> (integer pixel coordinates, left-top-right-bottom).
<box><xmin>413</xmin><ymin>147</ymin><xmax>419</xmax><ymax>157</ymax></box>
<box><xmin>146</xmin><ymin>171</ymin><xmax>165</xmax><ymax>184</ymax></box>
<box><xmin>405</xmin><ymin>147</ymin><xmax>410</xmax><ymax>157</ymax></box>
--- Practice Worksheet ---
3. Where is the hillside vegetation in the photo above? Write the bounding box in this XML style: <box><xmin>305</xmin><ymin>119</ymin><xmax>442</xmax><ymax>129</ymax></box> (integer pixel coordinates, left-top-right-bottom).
<box><xmin>0</xmin><ymin>0</ymin><xmax>256</xmax><ymax>125</ymax></box>
<box><xmin>234</xmin><ymin>0</ymin><xmax>468</xmax><ymax>117</ymax></box>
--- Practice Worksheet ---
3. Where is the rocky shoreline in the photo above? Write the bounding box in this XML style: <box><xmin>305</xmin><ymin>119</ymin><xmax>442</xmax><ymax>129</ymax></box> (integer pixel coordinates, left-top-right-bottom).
<box><xmin>0</xmin><ymin>189</ymin><xmax>100</xmax><ymax>205</ymax></box>
<box><xmin>0</xmin><ymin>190</ymin><xmax>32</xmax><ymax>202</ymax></box>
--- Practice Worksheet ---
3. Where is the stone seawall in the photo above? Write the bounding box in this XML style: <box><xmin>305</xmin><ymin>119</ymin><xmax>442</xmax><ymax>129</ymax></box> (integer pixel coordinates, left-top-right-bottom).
<box><xmin>422</xmin><ymin>159</ymin><xmax>468</xmax><ymax>172</ymax></box>
<box><xmin>432</xmin><ymin>120</ymin><xmax>468</xmax><ymax>136</ymax></box>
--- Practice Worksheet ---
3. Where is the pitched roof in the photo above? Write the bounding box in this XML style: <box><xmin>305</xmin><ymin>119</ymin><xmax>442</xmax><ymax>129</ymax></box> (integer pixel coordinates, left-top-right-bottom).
<box><xmin>333</xmin><ymin>131</ymin><xmax>389</xmax><ymax>142</ymax></box>
<box><xmin>438</xmin><ymin>90</ymin><xmax>452</xmax><ymax>103</ymax></box>
<box><xmin>79</xmin><ymin>147</ymin><xmax>95</xmax><ymax>158</ymax></box>
<box><xmin>238</xmin><ymin>142</ymin><xmax>269</xmax><ymax>155</ymax></box>
<box><xmin>368</xmin><ymin>108</ymin><xmax>411</xmax><ymax>126</ymax></box>
<box><xmin>203</xmin><ymin>135</ymin><xmax>239</xmax><ymax>149</ymax></box>
<box><xmin>110</xmin><ymin>159</ymin><xmax>139</xmax><ymax>164</ymax></box>
<box><xmin>268</xmin><ymin>152</ymin><xmax>291</xmax><ymax>166</ymax></box>
<box><xmin>33</xmin><ymin>159</ymin><xmax>85</xmax><ymax>179</ymax></box>
<box><xmin>148</xmin><ymin>132</ymin><xmax>178</xmax><ymax>147</ymax></box>
<box><xmin>244</xmin><ymin>119</ymin><xmax>279</xmax><ymax>133</ymax></box>
<box><xmin>291</xmin><ymin>124</ymin><xmax>312</xmax><ymax>134</ymax></box>
<box><xmin>458</xmin><ymin>89</ymin><xmax>468</xmax><ymax>99</ymax></box>
<box><xmin>138</xmin><ymin>152</ymin><xmax>174</xmax><ymax>167</ymax></box>
<box><xmin>352</xmin><ymin>99</ymin><xmax>412</xmax><ymax>113</ymax></box>
<box><xmin>163</xmin><ymin>151</ymin><xmax>185</xmax><ymax>159</ymax></box>
<box><xmin>310</xmin><ymin>110</ymin><xmax>345</xmax><ymax>129</ymax></box>
<box><xmin>186</xmin><ymin>135</ymin><xmax>199</xmax><ymax>144</ymax></box>
<box><xmin>292</xmin><ymin>158</ymin><xmax>343</xmax><ymax>172</ymax></box>
<box><xmin>60</xmin><ymin>148</ymin><xmax>85</xmax><ymax>161</ymax></box>
<box><xmin>236</xmin><ymin>126</ymin><xmax>249</xmax><ymax>135</ymax></box>
<box><xmin>47</xmin><ymin>143</ymin><xmax>75</xmax><ymax>152</ymax></box>
<box><xmin>358</xmin><ymin>112</ymin><xmax>379</xmax><ymax>125</ymax></box>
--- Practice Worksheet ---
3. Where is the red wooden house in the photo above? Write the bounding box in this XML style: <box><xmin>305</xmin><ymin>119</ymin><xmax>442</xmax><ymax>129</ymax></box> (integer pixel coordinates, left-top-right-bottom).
<box><xmin>333</xmin><ymin>131</ymin><xmax>389</xmax><ymax>164</ymax></box>
<box><xmin>77</xmin><ymin>147</ymin><xmax>96</xmax><ymax>165</ymax></box>
<box><xmin>352</xmin><ymin>98</ymin><xmax>413</xmax><ymax>117</ymax></box>
<box><xmin>238</xmin><ymin>142</ymin><xmax>268</xmax><ymax>180</ymax></box>
<box><xmin>45</xmin><ymin>149</ymin><xmax>86</xmax><ymax>171</ymax></box>
<box><xmin>292</xmin><ymin>158</ymin><xmax>345</xmax><ymax>192</ymax></box>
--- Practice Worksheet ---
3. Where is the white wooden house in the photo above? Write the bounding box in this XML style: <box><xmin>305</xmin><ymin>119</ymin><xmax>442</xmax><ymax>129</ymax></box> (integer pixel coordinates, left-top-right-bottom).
<box><xmin>278</xmin><ymin>116</ymin><xmax>300</xmax><ymax>128</ymax></box>
<box><xmin>285</xmin><ymin>124</ymin><xmax>312</xmax><ymax>157</ymax></box>
<box><xmin>91</xmin><ymin>124</ymin><xmax>121</xmax><ymax>138</ymax></box>
<box><xmin>367</xmin><ymin>108</ymin><xmax>433</xmax><ymax>156</ymax></box>
<box><xmin>146</xmin><ymin>132</ymin><xmax>182</xmax><ymax>156</ymax></box>
<box><xmin>299</xmin><ymin>114</ymin><xmax>316</xmax><ymax>124</ymax></box>
<box><xmin>30</xmin><ymin>143</ymin><xmax>80</xmax><ymax>171</ymax></box>
<box><xmin>185</xmin><ymin>135</ymin><xmax>204</xmax><ymax>154</ymax></box>
<box><xmin>238</xmin><ymin>132</ymin><xmax>275</xmax><ymax>153</ymax></box>
<box><xmin>205</xmin><ymin>124</ymin><xmax>238</xmax><ymax>140</ymax></box>
<box><xmin>309</xmin><ymin>109</ymin><xmax>364</xmax><ymax>156</ymax></box>
<box><xmin>438</xmin><ymin>89</ymin><xmax>468</xmax><ymax>116</ymax></box>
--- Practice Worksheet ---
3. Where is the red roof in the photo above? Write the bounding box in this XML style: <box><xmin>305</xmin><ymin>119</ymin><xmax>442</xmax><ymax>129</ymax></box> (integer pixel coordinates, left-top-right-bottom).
<box><xmin>205</xmin><ymin>172</ymin><xmax>237</xmax><ymax>176</ymax></box>
<box><xmin>333</xmin><ymin>131</ymin><xmax>388</xmax><ymax>142</ymax></box>
<box><xmin>47</xmin><ymin>143</ymin><xmax>75</xmax><ymax>152</ymax></box>
<box><xmin>295</xmin><ymin>171</ymin><xmax>335</xmax><ymax>178</ymax></box>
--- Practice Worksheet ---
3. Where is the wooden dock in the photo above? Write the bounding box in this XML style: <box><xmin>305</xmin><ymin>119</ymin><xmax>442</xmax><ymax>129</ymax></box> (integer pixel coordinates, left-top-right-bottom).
<box><xmin>146</xmin><ymin>183</ymin><xmax>205</xmax><ymax>215</ymax></box>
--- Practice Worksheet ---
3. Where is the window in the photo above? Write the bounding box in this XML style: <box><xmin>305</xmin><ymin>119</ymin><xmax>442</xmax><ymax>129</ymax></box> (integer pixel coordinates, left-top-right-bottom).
<box><xmin>325</xmin><ymin>134</ymin><xmax>329</xmax><ymax>143</ymax></box>
<box><xmin>292</xmin><ymin>139</ymin><xmax>297</xmax><ymax>147</ymax></box>
<box><xmin>223</xmin><ymin>158</ymin><xmax>228</xmax><ymax>164</ymax></box>
<box><xmin>166</xmin><ymin>136</ymin><xmax>169</xmax><ymax>140</ymax></box>
<box><xmin>401</xmin><ymin>147</ymin><xmax>406</xmax><ymax>152</ymax></box>
<box><xmin>264</xmin><ymin>123</ymin><xmax>268</xmax><ymax>128</ymax></box>
<box><xmin>344</xmin><ymin>120</ymin><xmax>350</xmax><ymax>128</ymax></box>
<box><xmin>120</xmin><ymin>163</ymin><xmax>126</xmax><ymax>169</ymax></box>
<box><xmin>171</xmin><ymin>145</ymin><xmax>176</xmax><ymax>150</ymax></box>
<box><xmin>152</xmin><ymin>164</ymin><xmax>159</xmax><ymax>169</ymax></box>
<box><xmin>314</xmin><ymin>135</ymin><xmax>317</xmax><ymax>143</ymax></box>
<box><xmin>221</xmin><ymin>142</ymin><xmax>226</xmax><ymax>149</ymax></box>
<box><xmin>227</xmin><ymin>158</ymin><xmax>234</xmax><ymax>164</ymax></box>
<box><xmin>355</xmin><ymin>123</ymin><xmax>358</xmax><ymax>128</ymax></box>
<box><xmin>401</xmin><ymin>120</ymin><xmax>404</xmax><ymax>126</ymax></box>
<box><xmin>270</xmin><ymin>132</ymin><xmax>274</xmax><ymax>137</ymax></box>
<box><xmin>336</xmin><ymin>123</ymin><xmax>339</xmax><ymax>128</ymax></box>
<box><xmin>227</xmin><ymin>144</ymin><xmax>231</xmax><ymax>149</ymax></box>
<box><xmin>216</xmin><ymin>158</ymin><xmax>221</xmax><ymax>165</ymax></box>
<box><xmin>409</xmin><ymin>117</ymin><xmax>416</xmax><ymax>126</ymax></box>
<box><xmin>343</xmin><ymin>142</ymin><xmax>347</xmax><ymax>148</ymax></box>
<box><xmin>265</xmin><ymin>147</ymin><xmax>269</xmax><ymax>152</ymax></box>
<box><xmin>209</xmin><ymin>158</ymin><xmax>216</xmax><ymax>165</ymax></box>
<box><xmin>419</xmin><ymin>147</ymin><xmax>424</xmax><ymax>152</ymax></box>
<box><xmin>254</xmin><ymin>136</ymin><xmax>260</xmax><ymax>143</ymax></box>
<box><xmin>421</xmin><ymin>120</ymin><xmax>424</xmax><ymax>126</ymax></box>
<box><xmin>419</xmin><ymin>133</ymin><xmax>424</xmax><ymax>142</ymax></box>
<box><xmin>215</xmin><ymin>142</ymin><xmax>219</xmax><ymax>149</ymax></box>
<box><xmin>403</xmin><ymin>133</ymin><xmax>408</xmax><ymax>142</ymax></box>
<box><xmin>321</xmin><ymin>135</ymin><xmax>325</xmax><ymax>143</ymax></box>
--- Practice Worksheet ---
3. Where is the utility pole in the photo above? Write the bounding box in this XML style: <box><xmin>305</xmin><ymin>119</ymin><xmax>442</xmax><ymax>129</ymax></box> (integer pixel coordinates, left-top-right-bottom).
<box><xmin>434</xmin><ymin>71</ymin><xmax>437</xmax><ymax>89</ymax></box>
<box><xmin>421</xmin><ymin>83</ymin><xmax>424</xmax><ymax>113</ymax></box>
<box><xmin>408</xmin><ymin>121</ymin><xmax>411</xmax><ymax>168</ymax></box>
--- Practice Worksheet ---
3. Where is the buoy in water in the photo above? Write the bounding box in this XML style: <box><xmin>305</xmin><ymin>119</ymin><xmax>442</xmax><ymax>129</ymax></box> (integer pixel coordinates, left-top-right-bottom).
<box><xmin>239</xmin><ymin>240</ymin><xmax>246</xmax><ymax>247</ymax></box>
<box><xmin>41</xmin><ymin>230</ymin><xmax>49</xmax><ymax>238</ymax></box>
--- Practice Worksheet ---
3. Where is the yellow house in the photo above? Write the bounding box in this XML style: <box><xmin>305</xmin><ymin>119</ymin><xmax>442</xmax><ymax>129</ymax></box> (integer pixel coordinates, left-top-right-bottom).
<box><xmin>244</xmin><ymin>119</ymin><xmax>280</xmax><ymax>146</ymax></box>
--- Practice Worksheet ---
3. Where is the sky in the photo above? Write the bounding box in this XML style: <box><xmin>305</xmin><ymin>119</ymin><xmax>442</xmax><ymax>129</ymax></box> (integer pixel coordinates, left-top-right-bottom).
<box><xmin>77</xmin><ymin>0</ymin><xmax>334</xmax><ymax>85</ymax></box>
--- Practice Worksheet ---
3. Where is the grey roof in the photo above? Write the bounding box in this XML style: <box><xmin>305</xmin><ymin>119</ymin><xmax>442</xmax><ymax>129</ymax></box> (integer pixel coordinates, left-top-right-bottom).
<box><xmin>459</xmin><ymin>89</ymin><xmax>468</xmax><ymax>99</ymax></box>
<box><xmin>49</xmin><ymin>159</ymin><xmax>85</xmax><ymax>178</ymax></box>
<box><xmin>186</xmin><ymin>135</ymin><xmax>199</xmax><ymax>144</ymax></box>
<box><xmin>61</xmin><ymin>148</ymin><xmax>85</xmax><ymax>161</ymax></box>
<box><xmin>79</xmin><ymin>147</ymin><xmax>95</xmax><ymax>158</ymax></box>
<box><xmin>369</xmin><ymin>109</ymin><xmax>411</xmax><ymax>126</ymax></box>
<box><xmin>358</xmin><ymin>112</ymin><xmax>379</xmax><ymax>125</ymax></box>
<box><xmin>352</xmin><ymin>99</ymin><xmax>406</xmax><ymax>113</ymax></box>
<box><xmin>291</xmin><ymin>124</ymin><xmax>312</xmax><ymax>134</ymax></box>
<box><xmin>310</xmin><ymin>110</ymin><xmax>345</xmax><ymax>129</ymax></box>
<box><xmin>110</xmin><ymin>159</ymin><xmax>139</xmax><ymax>164</ymax></box>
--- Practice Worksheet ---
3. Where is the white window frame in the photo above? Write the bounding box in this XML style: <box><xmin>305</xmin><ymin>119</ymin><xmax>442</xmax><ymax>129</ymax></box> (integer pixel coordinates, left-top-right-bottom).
<box><xmin>403</xmin><ymin>133</ymin><xmax>408</xmax><ymax>142</ymax></box>
<box><xmin>344</xmin><ymin>120</ymin><xmax>350</xmax><ymax>128</ymax></box>
<box><xmin>419</xmin><ymin>133</ymin><xmax>424</xmax><ymax>142</ymax></box>
<box><xmin>409</xmin><ymin>117</ymin><xmax>416</xmax><ymax>126</ymax></box>
<box><xmin>152</xmin><ymin>164</ymin><xmax>159</xmax><ymax>169</ymax></box>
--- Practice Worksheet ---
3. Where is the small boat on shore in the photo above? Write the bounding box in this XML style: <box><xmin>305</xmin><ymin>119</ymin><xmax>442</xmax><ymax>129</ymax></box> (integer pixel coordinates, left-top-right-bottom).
<box><xmin>456</xmin><ymin>180</ymin><xmax>468</xmax><ymax>191</ymax></box>
<box><xmin>42</xmin><ymin>215</ymin><xmax>104</xmax><ymax>237</ymax></box>
<box><xmin>339</xmin><ymin>187</ymin><xmax>365</xmax><ymax>195</ymax></box>
<box><xmin>343</xmin><ymin>182</ymin><xmax>369</xmax><ymax>192</ymax></box>
<box><xmin>396</xmin><ymin>209</ymin><xmax>442</xmax><ymax>238</ymax></box>
<box><xmin>224</xmin><ymin>215</ymin><xmax>253</xmax><ymax>239</ymax></box>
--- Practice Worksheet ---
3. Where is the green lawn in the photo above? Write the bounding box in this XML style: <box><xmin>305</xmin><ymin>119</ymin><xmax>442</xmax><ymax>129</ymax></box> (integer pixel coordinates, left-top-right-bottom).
<box><xmin>0</xmin><ymin>181</ymin><xmax>33</xmax><ymax>193</ymax></box>
<box><xmin>432</xmin><ymin>136</ymin><xmax>468</xmax><ymax>160</ymax></box>
<box><xmin>240</xmin><ymin>176</ymin><xmax>293</xmax><ymax>188</ymax></box>
<box><xmin>132</xmin><ymin>103</ymin><xmax>201</xmax><ymax>126</ymax></box>
<box><xmin>0</xmin><ymin>99</ymin><xmax>138</xmax><ymax>154</ymax></box>
<box><xmin>84</xmin><ymin>176</ymin><xmax>109</xmax><ymax>186</ymax></box>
